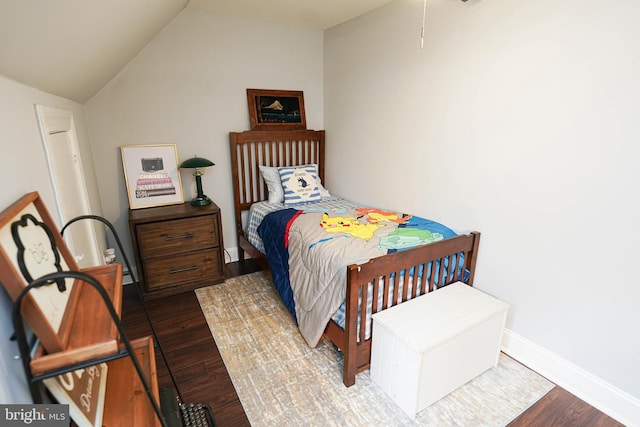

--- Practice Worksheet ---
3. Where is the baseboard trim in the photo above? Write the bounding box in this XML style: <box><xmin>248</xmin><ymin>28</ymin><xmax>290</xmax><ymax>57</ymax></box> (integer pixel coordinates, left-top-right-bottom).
<box><xmin>502</xmin><ymin>329</ymin><xmax>639</xmax><ymax>427</ymax></box>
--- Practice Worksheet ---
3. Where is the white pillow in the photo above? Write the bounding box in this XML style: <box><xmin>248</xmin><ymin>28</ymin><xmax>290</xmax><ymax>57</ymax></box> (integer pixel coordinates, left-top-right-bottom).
<box><xmin>259</xmin><ymin>165</ymin><xmax>285</xmax><ymax>204</ymax></box>
<box><xmin>278</xmin><ymin>165</ymin><xmax>322</xmax><ymax>205</ymax></box>
<box><xmin>259</xmin><ymin>164</ymin><xmax>330</xmax><ymax>204</ymax></box>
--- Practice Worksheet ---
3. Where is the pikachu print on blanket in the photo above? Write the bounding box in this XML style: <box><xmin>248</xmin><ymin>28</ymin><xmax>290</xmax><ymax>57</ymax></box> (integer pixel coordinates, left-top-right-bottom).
<box><xmin>320</xmin><ymin>212</ymin><xmax>382</xmax><ymax>240</ymax></box>
<box><xmin>319</xmin><ymin>208</ymin><xmax>411</xmax><ymax>240</ymax></box>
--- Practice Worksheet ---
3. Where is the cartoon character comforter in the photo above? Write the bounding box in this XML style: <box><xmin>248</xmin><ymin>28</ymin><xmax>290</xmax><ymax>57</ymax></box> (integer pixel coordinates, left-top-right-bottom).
<box><xmin>257</xmin><ymin>204</ymin><xmax>458</xmax><ymax>347</ymax></box>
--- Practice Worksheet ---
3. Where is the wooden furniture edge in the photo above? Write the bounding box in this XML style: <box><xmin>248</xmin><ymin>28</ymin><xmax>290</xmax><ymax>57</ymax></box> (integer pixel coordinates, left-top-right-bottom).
<box><xmin>102</xmin><ymin>336</ymin><xmax>162</xmax><ymax>426</ymax></box>
<box><xmin>29</xmin><ymin>263</ymin><xmax>123</xmax><ymax>376</ymax></box>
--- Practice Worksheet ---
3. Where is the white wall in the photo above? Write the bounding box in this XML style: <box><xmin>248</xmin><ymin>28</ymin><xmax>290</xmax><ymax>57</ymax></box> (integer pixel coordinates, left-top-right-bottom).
<box><xmin>325</xmin><ymin>0</ymin><xmax>639</xmax><ymax>424</ymax></box>
<box><xmin>0</xmin><ymin>75</ymin><xmax>102</xmax><ymax>403</ymax></box>
<box><xmin>86</xmin><ymin>8</ymin><xmax>324</xmax><ymax>265</ymax></box>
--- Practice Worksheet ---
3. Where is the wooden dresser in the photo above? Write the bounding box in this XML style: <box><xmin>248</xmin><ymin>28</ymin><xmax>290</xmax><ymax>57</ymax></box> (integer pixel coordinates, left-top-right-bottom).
<box><xmin>129</xmin><ymin>201</ymin><xmax>225</xmax><ymax>299</ymax></box>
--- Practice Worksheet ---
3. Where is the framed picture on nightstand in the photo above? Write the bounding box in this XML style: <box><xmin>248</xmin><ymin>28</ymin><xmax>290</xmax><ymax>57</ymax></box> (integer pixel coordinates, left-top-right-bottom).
<box><xmin>120</xmin><ymin>144</ymin><xmax>184</xmax><ymax>209</ymax></box>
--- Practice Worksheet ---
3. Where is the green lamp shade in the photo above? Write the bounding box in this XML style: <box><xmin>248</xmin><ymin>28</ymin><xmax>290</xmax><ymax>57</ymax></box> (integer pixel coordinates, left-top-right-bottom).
<box><xmin>179</xmin><ymin>156</ymin><xmax>215</xmax><ymax>169</ymax></box>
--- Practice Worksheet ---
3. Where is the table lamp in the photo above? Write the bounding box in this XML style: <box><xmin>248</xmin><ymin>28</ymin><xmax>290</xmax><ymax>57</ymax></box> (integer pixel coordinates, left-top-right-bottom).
<box><xmin>179</xmin><ymin>156</ymin><xmax>215</xmax><ymax>206</ymax></box>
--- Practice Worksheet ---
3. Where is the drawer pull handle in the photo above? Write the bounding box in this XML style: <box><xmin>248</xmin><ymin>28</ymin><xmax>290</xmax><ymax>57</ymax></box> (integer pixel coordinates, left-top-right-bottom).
<box><xmin>170</xmin><ymin>265</ymin><xmax>198</xmax><ymax>274</ymax></box>
<box><xmin>166</xmin><ymin>232</ymin><xmax>194</xmax><ymax>241</ymax></box>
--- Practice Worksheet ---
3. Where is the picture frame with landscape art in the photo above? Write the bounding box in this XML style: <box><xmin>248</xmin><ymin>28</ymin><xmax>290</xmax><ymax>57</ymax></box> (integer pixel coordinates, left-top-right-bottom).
<box><xmin>120</xmin><ymin>144</ymin><xmax>184</xmax><ymax>210</ymax></box>
<box><xmin>247</xmin><ymin>89</ymin><xmax>306</xmax><ymax>130</ymax></box>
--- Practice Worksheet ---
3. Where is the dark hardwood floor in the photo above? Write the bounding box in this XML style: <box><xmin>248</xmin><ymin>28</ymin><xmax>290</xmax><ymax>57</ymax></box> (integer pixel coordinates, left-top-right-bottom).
<box><xmin>121</xmin><ymin>260</ymin><xmax>623</xmax><ymax>427</ymax></box>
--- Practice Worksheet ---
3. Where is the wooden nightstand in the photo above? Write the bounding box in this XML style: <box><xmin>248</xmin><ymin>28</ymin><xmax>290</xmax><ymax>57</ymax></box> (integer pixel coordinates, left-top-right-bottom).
<box><xmin>129</xmin><ymin>202</ymin><xmax>226</xmax><ymax>299</ymax></box>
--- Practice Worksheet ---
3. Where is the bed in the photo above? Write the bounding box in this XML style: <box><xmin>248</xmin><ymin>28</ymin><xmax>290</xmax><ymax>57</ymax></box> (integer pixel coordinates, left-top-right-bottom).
<box><xmin>229</xmin><ymin>129</ymin><xmax>481</xmax><ymax>387</ymax></box>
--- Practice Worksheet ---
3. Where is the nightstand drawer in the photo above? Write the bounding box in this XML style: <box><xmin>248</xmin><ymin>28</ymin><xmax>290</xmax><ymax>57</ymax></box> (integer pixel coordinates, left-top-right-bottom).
<box><xmin>144</xmin><ymin>249</ymin><xmax>223</xmax><ymax>291</ymax></box>
<box><xmin>137</xmin><ymin>215</ymin><xmax>218</xmax><ymax>259</ymax></box>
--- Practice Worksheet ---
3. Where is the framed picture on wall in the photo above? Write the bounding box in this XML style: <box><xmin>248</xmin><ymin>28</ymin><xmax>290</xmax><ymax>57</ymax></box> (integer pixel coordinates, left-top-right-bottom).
<box><xmin>246</xmin><ymin>89</ymin><xmax>306</xmax><ymax>130</ymax></box>
<box><xmin>120</xmin><ymin>144</ymin><xmax>184</xmax><ymax>210</ymax></box>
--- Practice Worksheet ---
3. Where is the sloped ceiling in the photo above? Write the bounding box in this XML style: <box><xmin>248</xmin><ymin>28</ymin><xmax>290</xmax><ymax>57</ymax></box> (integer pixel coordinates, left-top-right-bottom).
<box><xmin>0</xmin><ymin>0</ymin><xmax>394</xmax><ymax>104</ymax></box>
<box><xmin>0</xmin><ymin>0</ymin><xmax>190</xmax><ymax>103</ymax></box>
<box><xmin>187</xmin><ymin>0</ymin><xmax>396</xmax><ymax>31</ymax></box>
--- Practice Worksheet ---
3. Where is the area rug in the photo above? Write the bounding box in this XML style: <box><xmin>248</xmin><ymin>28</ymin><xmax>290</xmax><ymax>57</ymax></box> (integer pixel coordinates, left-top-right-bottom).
<box><xmin>195</xmin><ymin>271</ymin><xmax>553</xmax><ymax>426</ymax></box>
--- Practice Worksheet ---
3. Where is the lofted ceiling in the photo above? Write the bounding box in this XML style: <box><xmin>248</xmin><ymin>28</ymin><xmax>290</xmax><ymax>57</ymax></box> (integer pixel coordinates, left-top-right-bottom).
<box><xmin>187</xmin><ymin>0</ymin><xmax>396</xmax><ymax>31</ymax></box>
<box><xmin>0</xmin><ymin>0</ymin><xmax>394</xmax><ymax>104</ymax></box>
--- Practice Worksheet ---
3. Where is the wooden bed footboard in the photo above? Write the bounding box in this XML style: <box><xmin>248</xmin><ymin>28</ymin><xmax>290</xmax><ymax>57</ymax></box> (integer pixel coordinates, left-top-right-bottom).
<box><xmin>325</xmin><ymin>231</ymin><xmax>481</xmax><ymax>387</ymax></box>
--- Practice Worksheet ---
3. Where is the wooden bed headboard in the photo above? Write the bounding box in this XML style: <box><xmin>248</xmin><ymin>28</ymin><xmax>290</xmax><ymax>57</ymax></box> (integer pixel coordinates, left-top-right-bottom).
<box><xmin>229</xmin><ymin>129</ymin><xmax>325</xmax><ymax>244</ymax></box>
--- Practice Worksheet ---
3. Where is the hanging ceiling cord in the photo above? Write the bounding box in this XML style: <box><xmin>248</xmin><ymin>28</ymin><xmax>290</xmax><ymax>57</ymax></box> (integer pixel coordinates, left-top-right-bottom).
<box><xmin>420</xmin><ymin>0</ymin><xmax>427</xmax><ymax>49</ymax></box>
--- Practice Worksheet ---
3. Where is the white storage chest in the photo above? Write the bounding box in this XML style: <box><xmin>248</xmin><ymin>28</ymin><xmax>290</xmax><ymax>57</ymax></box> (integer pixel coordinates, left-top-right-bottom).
<box><xmin>370</xmin><ymin>282</ymin><xmax>509</xmax><ymax>419</ymax></box>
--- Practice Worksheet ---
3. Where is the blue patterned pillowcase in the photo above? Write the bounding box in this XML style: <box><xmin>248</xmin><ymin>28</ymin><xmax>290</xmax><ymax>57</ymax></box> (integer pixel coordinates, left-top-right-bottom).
<box><xmin>259</xmin><ymin>164</ymin><xmax>330</xmax><ymax>204</ymax></box>
<box><xmin>277</xmin><ymin>165</ymin><xmax>322</xmax><ymax>205</ymax></box>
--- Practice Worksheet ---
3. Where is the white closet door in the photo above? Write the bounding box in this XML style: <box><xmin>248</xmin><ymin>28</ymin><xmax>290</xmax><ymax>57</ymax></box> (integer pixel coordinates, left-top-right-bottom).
<box><xmin>36</xmin><ymin>105</ymin><xmax>102</xmax><ymax>267</ymax></box>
